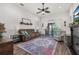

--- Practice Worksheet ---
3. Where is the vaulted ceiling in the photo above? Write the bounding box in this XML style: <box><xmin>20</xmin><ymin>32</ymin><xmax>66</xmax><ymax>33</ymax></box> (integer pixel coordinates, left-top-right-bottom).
<box><xmin>16</xmin><ymin>3</ymin><xmax>73</xmax><ymax>17</ymax></box>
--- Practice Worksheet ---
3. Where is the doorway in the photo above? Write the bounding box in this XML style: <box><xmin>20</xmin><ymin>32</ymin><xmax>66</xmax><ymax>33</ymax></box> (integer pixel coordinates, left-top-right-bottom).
<box><xmin>46</xmin><ymin>23</ymin><xmax>54</xmax><ymax>36</ymax></box>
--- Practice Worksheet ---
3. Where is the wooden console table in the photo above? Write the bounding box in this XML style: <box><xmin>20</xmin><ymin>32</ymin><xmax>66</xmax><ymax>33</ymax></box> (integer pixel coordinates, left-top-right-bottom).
<box><xmin>0</xmin><ymin>37</ymin><xmax>13</xmax><ymax>55</ymax></box>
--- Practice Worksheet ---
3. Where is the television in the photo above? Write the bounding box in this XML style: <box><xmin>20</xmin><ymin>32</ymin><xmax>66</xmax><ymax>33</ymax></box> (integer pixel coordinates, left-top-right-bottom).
<box><xmin>74</xmin><ymin>6</ymin><xmax>79</xmax><ymax>24</ymax></box>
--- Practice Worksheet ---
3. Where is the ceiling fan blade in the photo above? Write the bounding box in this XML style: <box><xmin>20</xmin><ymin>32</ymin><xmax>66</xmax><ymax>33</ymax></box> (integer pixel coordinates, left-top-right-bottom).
<box><xmin>36</xmin><ymin>11</ymin><xmax>42</xmax><ymax>14</ymax></box>
<box><xmin>45</xmin><ymin>11</ymin><xmax>50</xmax><ymax>13</ymax></box>
<box><xmin>19</xmin><ymin>3</ymin><xmax>24</xmax><ymax>6</ymax></box>
<box><xmin>44</xmin><ymin>7</ymin><xmax>49</xmax><ymax>10</ymax></box>
<box><xmin>38</xmin><ymin>8</ymin><xmax>42</xmax><ymax>10</ymax></box>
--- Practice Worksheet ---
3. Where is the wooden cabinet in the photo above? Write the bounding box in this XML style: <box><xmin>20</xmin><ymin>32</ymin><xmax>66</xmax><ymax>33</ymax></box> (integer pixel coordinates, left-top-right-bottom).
<box><xmin>0</xmin><ymin>37</ymin><xmax>13</xmax><ymax>55</ymax></box>
<box><xmin>71</xmin><ymin>25</ymin><xmax>79</xmax><ymax>54</ymax></box>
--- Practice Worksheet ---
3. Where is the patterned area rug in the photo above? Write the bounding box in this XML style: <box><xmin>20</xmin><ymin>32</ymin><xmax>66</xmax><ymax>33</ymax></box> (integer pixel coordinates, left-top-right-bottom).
<box><xmin>17</xmin><ymin>36</ymin><xmax>57</xmax><ymax>55</ymax></box>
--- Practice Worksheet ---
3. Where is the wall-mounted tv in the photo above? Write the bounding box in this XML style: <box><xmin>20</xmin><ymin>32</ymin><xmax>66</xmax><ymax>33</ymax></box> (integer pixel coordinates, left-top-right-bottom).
<box><xmin>74</xmin><ymin>6</ymin><xmax>79</xmax><ymax>23</ymax></box>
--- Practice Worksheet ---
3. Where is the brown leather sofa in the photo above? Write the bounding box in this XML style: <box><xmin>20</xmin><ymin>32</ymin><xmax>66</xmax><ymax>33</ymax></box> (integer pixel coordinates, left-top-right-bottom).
<box><xmin>18</xmin><ymin>29</ymin><xmax>40</xmax><ymax>42</ymax></box>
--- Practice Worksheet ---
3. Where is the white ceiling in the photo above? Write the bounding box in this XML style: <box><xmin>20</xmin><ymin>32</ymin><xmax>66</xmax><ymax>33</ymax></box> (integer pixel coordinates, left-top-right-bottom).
<box><xmin>17</xmin><ymin>3</ymin><xmax>72</xmax><ymax>17</ymax></box>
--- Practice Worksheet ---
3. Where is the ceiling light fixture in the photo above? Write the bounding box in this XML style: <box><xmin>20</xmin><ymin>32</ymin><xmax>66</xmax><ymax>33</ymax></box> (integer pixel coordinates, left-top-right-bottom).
<box><xmin>36</xmin><ymin>3</ymin><xmax>50</xmax><ymax>15</ymax></box>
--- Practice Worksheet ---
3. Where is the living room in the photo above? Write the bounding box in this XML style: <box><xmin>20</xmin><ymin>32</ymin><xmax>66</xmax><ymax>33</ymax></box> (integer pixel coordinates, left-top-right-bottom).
<box><xmin>0</xmin><ymin>3</ymin><xmax>79</xmax><ymax>55</ymax></box>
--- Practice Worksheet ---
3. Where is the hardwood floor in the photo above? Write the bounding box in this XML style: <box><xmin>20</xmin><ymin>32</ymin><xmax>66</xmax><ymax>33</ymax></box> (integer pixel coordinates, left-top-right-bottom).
<box><xmin>13</xmin><ymin>43</ymin><xmax>31</xmax><ymax>55</ymax></box>
<box><xmin>54</xmin><ymin>42</ymin><xmax>71</xmax><ymax>55</ymax></box>
<box><xmin>13</xmin><ymin>42</ymin><xmax>71</xmax><ymax>55</ymax></box>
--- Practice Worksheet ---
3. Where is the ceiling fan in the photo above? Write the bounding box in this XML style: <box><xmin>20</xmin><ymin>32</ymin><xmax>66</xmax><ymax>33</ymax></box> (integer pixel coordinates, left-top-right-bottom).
<box><xmin>36</xmin><ymin>3</ymin><xmax>50</xmax><ymax>15</ymax></box>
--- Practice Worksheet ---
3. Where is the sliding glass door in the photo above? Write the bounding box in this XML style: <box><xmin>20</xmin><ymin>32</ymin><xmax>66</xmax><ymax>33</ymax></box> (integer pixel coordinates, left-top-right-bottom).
<box><xmin>47</xmin><ymin>23</ymin><xmax>53</xmax><ymax>36</ymax></box>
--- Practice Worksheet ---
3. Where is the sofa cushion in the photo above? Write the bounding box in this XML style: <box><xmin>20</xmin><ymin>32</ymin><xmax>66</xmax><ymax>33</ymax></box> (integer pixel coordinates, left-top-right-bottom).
<box><xmin>21</xmin><ymin>31</ymin><xmax>29</xmax><ymax>37</ymax></box>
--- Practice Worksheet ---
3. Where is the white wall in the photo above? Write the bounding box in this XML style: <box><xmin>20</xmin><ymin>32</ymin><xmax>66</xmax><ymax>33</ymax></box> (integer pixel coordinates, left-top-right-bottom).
<box><xmin>0</xmin><ymin>3</ymin><xmax>39</xmax><ymax>37</ymax></box>
<box><xmin>0</xmin><ymin>3</ymin><xmax>78</xmax><ymax>37</ymax></box>
<box><xmin>40</xmin><ymin>12</ymin><xmax>73</xmax><ymax>35</ymax></box>
<box><xmin>38</xmin><ymin>4</ymin><xmax>79</xmax><ymax>35</ymax></box>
